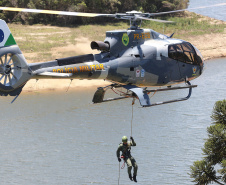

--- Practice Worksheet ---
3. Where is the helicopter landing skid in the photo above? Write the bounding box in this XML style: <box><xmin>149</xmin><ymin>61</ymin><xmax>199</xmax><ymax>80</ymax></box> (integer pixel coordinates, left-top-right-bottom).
<box><xmin>92</xmin><ymin>82</ymin><xmax>197</xmax><ymax>107</ymax></box>
<box><xmin>92</xmin><ymin>84</ymin><xmax>130</xmax><ymax>104</ymax></box>
<box><xmin>142</xmin><ymin>81</ymin><xmax>197</xmax><ymax>107</ymax></box>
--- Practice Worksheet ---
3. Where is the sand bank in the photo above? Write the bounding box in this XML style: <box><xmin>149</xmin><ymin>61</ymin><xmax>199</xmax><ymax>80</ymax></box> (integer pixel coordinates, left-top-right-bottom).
<box><xmin>24</xmin><ymin>79</ymin><xmax>111</xmax><ymax>92</ymax></box>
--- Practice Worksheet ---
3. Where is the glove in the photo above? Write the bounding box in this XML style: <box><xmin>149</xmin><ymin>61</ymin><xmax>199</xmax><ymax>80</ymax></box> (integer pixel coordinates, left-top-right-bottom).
<box><xmin>118</xmin><ymin>157</ymin><xmax>121</xmax><ymax>162</ymax></box>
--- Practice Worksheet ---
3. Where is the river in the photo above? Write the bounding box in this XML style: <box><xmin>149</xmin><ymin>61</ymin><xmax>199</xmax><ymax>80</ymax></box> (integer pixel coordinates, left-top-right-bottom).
<box><xmin>1</xmin><ymin>1</ymin><xmax>226</xmax><ymax>184</ymax></box>
<box><xmin>0</xmin><ymin>57</ymin><xmax>225</xmax><ymax>185</ymax></box>
<box><xmin>188</xmin><ymin>0</ymin><xmax>226</xmax><ymax>21</ymax></box>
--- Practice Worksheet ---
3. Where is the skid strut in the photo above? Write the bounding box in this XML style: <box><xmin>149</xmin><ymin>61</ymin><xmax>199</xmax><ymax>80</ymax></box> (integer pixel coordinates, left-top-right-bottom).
<box><xmin>143</xmin><ymin>81</ymin><xmax>197</xmax><ymax>107</ymax></box>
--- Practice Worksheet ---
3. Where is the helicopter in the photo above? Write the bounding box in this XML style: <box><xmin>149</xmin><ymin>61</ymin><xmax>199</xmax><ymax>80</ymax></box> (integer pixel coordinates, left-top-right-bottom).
<box><xmin>0</xmin><ymin>4</ymin><xmax>219</xmax><ymax>106</ymax></box>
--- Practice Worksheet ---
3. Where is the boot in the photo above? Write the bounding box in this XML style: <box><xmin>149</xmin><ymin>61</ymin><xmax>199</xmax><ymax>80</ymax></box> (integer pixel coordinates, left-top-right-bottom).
<box><xmin>129</xmin><ymin>174</ymin><xmax>133</xmax><ymax>181</ymax></box>
<box><xmin>133</xmin><ymin>175</ymin><xmax>137</xmax><ymax>183</ymax></box>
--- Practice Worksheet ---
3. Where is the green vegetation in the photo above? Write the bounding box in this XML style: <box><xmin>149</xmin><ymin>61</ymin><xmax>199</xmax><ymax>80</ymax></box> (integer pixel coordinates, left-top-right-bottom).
<box><xmin>190</xmin><ymin>100</ymin><xmax>226</xmax><ymax>185</ymax></box>
<box><xmin>0</xmin><ymin>0</ymin><xmax>188</xmax><ymax>25</ymax></box>
<box><xmin>143</xmin><ymin>12</ymin><xmax>225</xmax><ymax>39</ymax></box>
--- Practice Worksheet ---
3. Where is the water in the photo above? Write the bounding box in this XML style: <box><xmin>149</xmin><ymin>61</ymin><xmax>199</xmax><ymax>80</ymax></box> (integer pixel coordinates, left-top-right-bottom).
<box><xmin>0</xmin><ymin>57</ymin><xmax>225</xmax><ymax>185</ymax></box>
<box><xmin>188</xmin><ymin>0</ymin><xmax>226</xmax><ymax>21</ymax></box>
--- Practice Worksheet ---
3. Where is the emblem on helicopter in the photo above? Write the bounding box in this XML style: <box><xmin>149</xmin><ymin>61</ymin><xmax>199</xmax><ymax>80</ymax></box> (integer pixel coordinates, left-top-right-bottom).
<box><xmin>0</xmin><ymin>29</ymin><xmax>4</xmax><ymax>43</ymax></box>
<box><xmin>141</xmin><ymin>69</ymin><xmax>145</xmax><ymax>78</ymax></box>
<box><xmin>136</xmin><ymin>69</ymin><xmax>140</xmax><ymax>77</ymax></box>
<box><xmin>192</xmin><ymin>66</ymin><xmax>197</xmax><ymax>74</ymax></box>
<box><xmin>122</xmin><ymin>33</ymin><xmax>129</xmax><ymax>46</ymax></box>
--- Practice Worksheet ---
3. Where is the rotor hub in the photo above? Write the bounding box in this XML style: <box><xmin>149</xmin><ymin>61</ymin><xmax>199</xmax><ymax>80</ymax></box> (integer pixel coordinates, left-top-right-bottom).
<box><xmin>4</xmin><ymin>65</ymin><xmax>11</xmax><ymax>75</ymax></box>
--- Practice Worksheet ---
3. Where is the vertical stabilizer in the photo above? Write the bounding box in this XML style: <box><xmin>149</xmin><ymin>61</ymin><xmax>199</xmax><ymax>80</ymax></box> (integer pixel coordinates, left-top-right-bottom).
<box><xmin>0</xmin><ymin>19</ymin><xmax>31</xmax><ymax>96</ymax></box>
<box><xmin>0</xmin><ymin>20</ymin><xmax>17</xmax><ymax>48</ymax></box>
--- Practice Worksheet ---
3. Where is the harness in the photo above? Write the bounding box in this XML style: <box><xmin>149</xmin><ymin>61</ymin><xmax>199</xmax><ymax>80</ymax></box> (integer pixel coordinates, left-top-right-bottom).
<box><xmin>120</xmin><ymin>142</ymin><xmax>131</xmax><ymax>159</ymax></box>
<box><xmin>119</xmin><ymin>142</ymin><xmax>132</xmax><ymax>169</ymax></box>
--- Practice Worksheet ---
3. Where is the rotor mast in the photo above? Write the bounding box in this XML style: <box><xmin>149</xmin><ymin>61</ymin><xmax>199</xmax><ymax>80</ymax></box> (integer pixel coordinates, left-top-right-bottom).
<box><xmin>121</xmin><ymin>11</ymin><xmax>143</xmax><ymax>30</ymax></box>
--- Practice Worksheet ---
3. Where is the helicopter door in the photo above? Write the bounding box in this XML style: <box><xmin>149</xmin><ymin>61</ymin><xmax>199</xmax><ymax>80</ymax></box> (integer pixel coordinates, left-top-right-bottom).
<box><xmin>132</xmin><ymin>46</ymin><xmax>143</xmax><ymax>74</ymax></box>
<box><xmin>168</xmin><ymin>43</ymin><xmax>198</xmax><ymax>81</ymax></box>
<box><xmin>167</xmin><ymin>45</ymin><xmax>182</xmax><ymax>83</ymax></box>
<box><xmin>176</xmin><ymin>43</ymin><xmax>198</xmax><ymax>80</ymax></box>
<box><xmin>117</xmin><ymin>50</ymin><xmax>135</xmax><ymax>84</ymax></box>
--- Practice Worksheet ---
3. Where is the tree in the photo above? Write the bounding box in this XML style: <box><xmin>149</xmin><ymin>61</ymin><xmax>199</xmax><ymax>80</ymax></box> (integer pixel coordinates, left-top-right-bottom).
<box><xmin>190</xmin><ymin>100</ymin><xmax>226</xmax><ymax>185</ymax></box>
<box><xmin>0</xmin><ymin>0</ymin><xmax>189</xmax><ymax>25</ymax></box>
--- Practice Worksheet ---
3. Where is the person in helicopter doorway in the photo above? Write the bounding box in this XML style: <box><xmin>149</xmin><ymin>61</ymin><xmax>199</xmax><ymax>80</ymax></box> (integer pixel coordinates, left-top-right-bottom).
<box><xmin>116</xmin><ymin>136</ymin><xmax>138</xmax><ymax>182</ymax></box>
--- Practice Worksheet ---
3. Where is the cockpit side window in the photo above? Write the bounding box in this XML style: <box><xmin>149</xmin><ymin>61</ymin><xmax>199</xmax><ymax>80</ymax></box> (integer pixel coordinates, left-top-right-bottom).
<box><xmin>168</xmin><ymin>45</ymin><xmax>177</xmax><ymax>60</ymax></box>
<box><xmin>168</xmin><ymin>42</ymin><xmax>200</xmax><ymax>65</ymax></box>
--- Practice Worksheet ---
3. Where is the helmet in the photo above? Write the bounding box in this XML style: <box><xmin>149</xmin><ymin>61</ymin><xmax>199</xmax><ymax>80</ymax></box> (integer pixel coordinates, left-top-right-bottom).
<box><xmin>122</xmin><ymin>136</ymin><xmax>128</xmax><ymax>143</ymax></box>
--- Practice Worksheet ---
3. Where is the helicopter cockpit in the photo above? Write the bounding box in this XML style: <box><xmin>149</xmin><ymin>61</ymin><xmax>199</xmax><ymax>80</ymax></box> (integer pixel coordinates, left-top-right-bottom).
<box><xmin>168</xmin><ymin>42</ymin><xmax>203</xmax><ymax>66</ymax></box>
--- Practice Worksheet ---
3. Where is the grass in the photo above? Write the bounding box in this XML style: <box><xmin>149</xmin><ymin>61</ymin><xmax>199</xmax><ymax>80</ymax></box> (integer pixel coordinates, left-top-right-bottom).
<box><xmin>143</xmin><ymin>12</ymin><xmax>225</xmax><ymax>39</ymax></box>
<box><xmin>8</xmin><ymin>12</ymin><xmax>225</xmax><ymax>63</ymax></box>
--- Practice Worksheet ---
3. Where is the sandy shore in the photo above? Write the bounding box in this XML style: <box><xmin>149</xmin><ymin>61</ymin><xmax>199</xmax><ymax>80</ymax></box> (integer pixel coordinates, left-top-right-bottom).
<box><xmin>24</xmin><ymin>79</ymin><xmax>111</xmax><ymax>92</ymax></box>
<box><xmin>186</xmin><ymin>32</ymin><xmax>226</xmax><ymax>60</ymax></box>
<box><xmin>22</xmin><ymin>16</ymin><xmax>225</xmax><ymax>92</ymax></box>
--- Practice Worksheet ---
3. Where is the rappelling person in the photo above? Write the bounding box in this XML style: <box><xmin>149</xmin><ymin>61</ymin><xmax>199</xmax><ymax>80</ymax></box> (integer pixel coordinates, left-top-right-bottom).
<box><xmin>116</xmin><ymin>136</ymin><xmax>138</xmax><ymax>182</ymax></box>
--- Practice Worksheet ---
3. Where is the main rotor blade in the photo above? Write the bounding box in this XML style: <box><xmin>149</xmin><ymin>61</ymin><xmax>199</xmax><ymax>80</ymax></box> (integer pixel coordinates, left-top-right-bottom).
<box><xmin>0</xmin><ymin>3</ymin><xmax>225</xmax><ymax>23</ymax></box>
<box><xmin>0</xmin><ymin>7</ymin><xmax>115</xmax><ymax>18</ymax></box>
<box><xmin>139</xmin><ymin>17</ymin><xmax>174</xmax><ymax>23</ymax></box>
<box><xmin>150</xmin><ymin>3</ymin><xmax>226</xmax><ymax>16</ymax></box>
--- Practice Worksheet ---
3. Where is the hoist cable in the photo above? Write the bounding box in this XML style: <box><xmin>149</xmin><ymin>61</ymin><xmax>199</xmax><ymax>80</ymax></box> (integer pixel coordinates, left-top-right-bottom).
<box><xmin>118</xmin><ymin>97</ymin><xmax>135</xmax><ymax>185</ymax></box>
<box><xmin>118</xmin><ymin>161</ymin><xmax>120</xmax><ymax>185</ymax></box>
<box><xmin>131</xmin><ymin>98</ymin><xmax>135</xmax><ymax>136</ymax></box>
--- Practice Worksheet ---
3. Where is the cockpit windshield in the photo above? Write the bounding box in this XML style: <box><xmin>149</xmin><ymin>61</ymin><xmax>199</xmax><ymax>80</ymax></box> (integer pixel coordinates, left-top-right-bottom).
<box><xmin>168</xmin><ymin>42</ymin><xmax>203</xmax><ymax>65</ymax></box>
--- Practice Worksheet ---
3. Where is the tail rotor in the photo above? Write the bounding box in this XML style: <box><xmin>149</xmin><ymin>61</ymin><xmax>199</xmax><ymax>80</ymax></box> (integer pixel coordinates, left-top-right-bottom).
<box><xmin>0</xmin><ymin>53</ymin><xmax>21</xmax><ymax>87</ymax></box>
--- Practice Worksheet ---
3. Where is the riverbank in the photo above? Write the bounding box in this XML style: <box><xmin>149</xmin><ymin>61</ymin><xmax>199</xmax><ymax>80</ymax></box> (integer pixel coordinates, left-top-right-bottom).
<box><xmin>185</xmin><ymin>32</ymin><xmax>226</xmax><ymax>60</ymax></box>
<box><xmin>8</xmin><ymin>12</ymin><xmax>225</xmax><ymax>91</ymax></box>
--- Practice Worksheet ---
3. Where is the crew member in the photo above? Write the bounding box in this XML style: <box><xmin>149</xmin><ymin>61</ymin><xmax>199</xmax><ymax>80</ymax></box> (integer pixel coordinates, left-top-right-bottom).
<box><xmin>116</xmin><ymin>136</ymin><xmax>138</xmax><ymax>182</ymax></box>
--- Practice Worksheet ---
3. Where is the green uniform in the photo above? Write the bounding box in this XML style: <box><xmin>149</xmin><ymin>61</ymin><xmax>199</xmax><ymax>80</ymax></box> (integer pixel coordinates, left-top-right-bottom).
<box><xmin>116</xmin><ymin>139</ymin><xmax>138</xmax><ymax>176</ymax></box>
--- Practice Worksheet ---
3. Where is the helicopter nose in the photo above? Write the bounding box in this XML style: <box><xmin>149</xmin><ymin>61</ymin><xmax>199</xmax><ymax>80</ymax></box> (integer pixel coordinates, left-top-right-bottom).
<box><xmin>192</xmin><ymin>45</ymin><xmax>204</xmax><ymax>75</ymax></box>
<box><xmin>200</xmin><ymin>60</ymin><xmax>205</xmax><ymax>75</ymax></box>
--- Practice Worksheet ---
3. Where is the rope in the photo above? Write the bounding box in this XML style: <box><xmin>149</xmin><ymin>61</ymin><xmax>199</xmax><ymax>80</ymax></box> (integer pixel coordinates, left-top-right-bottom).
<box><xmin>131</xmin><ymin>98</ymin><xmax>135</xmax><ymax>136</ymax></box>
<box><xmin>118</xmin><ymin>98</ymin><xmax>135</xmax><ymax>185</ymax></box>
<box><xmin>118</xmin><ymin>158</ymin><xmax>126</xmax><ymax>185</ymax></box>
<box><xmin>121</xmin><ymin>160</ymin><xmax>126</xmax><ymax>169</ymax></box>
<box><xmin>118</xmin><ymin>162</ymin><xmax>120</xmax><ymax>185</ymax></box>
<box><xmin>111</xmin><ymin>87</ymin><xmax>130</xmax><ymax>98</ymax></box>
<box><xmin>148</xmin><ymin>90</ymin><xmax>157</xmax><ymax>98</ymax></box>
